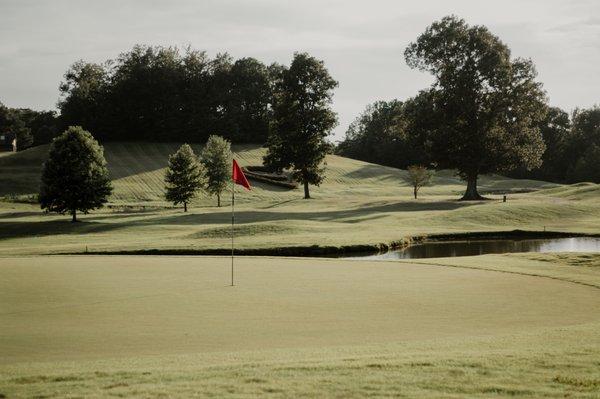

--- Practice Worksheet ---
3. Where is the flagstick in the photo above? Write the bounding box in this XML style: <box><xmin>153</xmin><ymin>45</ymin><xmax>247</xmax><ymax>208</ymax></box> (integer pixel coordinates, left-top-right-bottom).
<box><xmin>231</xmin><ymin>177</ymin><xmax>235</xmax><ymax>286</ymax></box>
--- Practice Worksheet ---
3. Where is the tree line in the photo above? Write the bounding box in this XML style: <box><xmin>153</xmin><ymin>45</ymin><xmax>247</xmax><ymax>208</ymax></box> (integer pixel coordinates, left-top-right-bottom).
<box><xmin>337</xmin><ymin>17</ymin><xmax>600</xmax><ymax>187</ymax></box>
<box><xmin>40</xmin><ymin>127</ymin><xmax>235</xmax><ymax>220</ymax></box>
<box><xmin>0</xmin><ymin>102</ymin><xmax>59</xmax><ymax>150</ymax></box>
<box><xmin>337</xmin><ymin>99</ymin><xmax>600</xmax><ymax>185</ymax></box>
<box><xmin>58</xmin><ymin>45</ymin><xmax>277</xmax><ymax>144</ymax></box>
<box><xmin>10</xmin><ymin>16</ymin><xmax>600</xmax><ymax>209</ymax></box>
<box><xmin>39</xmin><ymin>52</ymin><xmax>338</xmax><ymax>220</ymax></box>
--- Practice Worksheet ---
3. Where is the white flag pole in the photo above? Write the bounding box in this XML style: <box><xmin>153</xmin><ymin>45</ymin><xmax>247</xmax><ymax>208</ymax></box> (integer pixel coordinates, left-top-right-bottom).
<box><xmin>231</xmin><ymin>176</ymin><xmax>235</xmax><ymax>286</ymax></box>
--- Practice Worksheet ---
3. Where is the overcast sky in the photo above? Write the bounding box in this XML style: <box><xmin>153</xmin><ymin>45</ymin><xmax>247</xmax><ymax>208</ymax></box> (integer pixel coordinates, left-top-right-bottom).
<box><xmin>1</xmin><ymin>0</ymin><xmax>599</xmax><ymax>140</ymax></box>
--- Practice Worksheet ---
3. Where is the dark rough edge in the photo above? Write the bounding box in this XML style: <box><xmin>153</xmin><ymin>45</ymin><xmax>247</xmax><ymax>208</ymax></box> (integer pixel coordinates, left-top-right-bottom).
<box><xmin>59</xmin><ymin>230</ymin><xmax>600</xmax><ymax>258</ymax></box>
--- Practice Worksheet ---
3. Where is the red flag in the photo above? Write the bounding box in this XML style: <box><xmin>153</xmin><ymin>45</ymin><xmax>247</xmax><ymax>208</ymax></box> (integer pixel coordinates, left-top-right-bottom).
<box><xmin>232</xmin><ymin>159</ymin><xmax>251</xmax><ymax>190</ymax></box>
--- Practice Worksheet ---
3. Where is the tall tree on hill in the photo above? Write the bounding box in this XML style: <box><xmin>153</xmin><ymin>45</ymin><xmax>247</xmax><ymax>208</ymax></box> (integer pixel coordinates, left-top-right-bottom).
<box><xmin>405</xmin><ymin>16</ymin><xmax>547</xmax><ymax>200</ymax></box>
<box><xmin>201</xmin><ymin>135</ymin><xmax>231</xmax><ymax>207</ymax></box>
<box><xmin>164</xmin><ymin>144</ymin><xmax>206</xmax><ymax>212</ymax></box>
<box><xmin>264</xmin><ymin>52</ymin><xmax>338</xmax><ymax>199</ymax></box>
<box><xmin>40</xmin><ymin>126</ymin><xmax>112</xmax><ymax>222</ymax></box>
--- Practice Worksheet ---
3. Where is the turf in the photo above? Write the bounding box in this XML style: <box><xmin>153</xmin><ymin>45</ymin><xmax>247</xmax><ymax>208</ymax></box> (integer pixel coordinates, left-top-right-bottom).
<box><xmin>2</xmin><ymin>144</ymin><xmax>600</xmax><ymax>397</ymax></box>
<box><xmin>2</xmin><ymin>142</ymin><xmax>600</xmax><ymax>256</ymax></box>
<box><xmin>1</xmin><ymin>254</ymin><xmax>600</xmax><ymax>398</ymax></box>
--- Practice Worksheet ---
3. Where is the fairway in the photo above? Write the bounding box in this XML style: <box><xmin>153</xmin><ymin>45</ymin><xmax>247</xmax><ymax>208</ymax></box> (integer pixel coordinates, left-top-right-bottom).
<box><xmin>2</xmin><ymin>255</ymin><xmax>600</xmax><ymax>364</ymax></box>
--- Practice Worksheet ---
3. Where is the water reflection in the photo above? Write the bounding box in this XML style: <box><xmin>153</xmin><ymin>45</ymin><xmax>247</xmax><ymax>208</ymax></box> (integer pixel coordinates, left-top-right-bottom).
<box><xmin>352</xmin><ymin>237</ymin><xmax>600</xmax><ymax>260</ymax></box>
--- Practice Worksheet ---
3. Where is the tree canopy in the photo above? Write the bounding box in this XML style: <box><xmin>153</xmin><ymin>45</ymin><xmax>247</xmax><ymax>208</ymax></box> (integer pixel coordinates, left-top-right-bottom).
<box><xmin>201</xmin><ymin>135</ymin><xmax>232</xmax><ymax>207</ymax></box>
<box><xmin>39</xmin><ymin>126</ymin><xmax>112</xmax><ymax>221</ymax></box>
<box><xmin>405</xmin><ymin>165</ymin><xmax>433</xmax><ymax>199</ymax></box>
<box><xmin>264</xmin><ymin>52</ymin><xmax>338</xmax><ymax>199</ymax></box>
<box><xmin>404</xmin><ymin>16</ymin><xmax>547</xmax><ymax>199</ymax></box>
<box><xmin>0</xmin><ymin>102</ymin><xmax>59</xmax><ymax>151</ymax></box>
<box><xmin>58</xmin><ymin>45</ymin><xmax>275</xmax><ymax>144</ymax></box>
<box><xmin>164</xmin><ymin>144</ymin><xmax>206</xmax><ymax>212</ymax></box>
<box><xmin>336</xmin><ymin>97</ymin><xmax>431</xmax><ymax>169</ymax></box>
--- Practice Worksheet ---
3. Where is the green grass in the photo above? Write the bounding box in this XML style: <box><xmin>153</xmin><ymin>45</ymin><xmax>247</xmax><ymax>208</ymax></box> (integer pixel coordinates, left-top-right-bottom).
<box><xmin>2</xmin><ymin>144</ymin><xmax>600</xmax><ymax>397</ymax></box>
<box><xmin>2</xmin><ymin>142</ymin><xmax>600</xmax><ymax>256</ymax></box>
<box><xmin>1</xmin><ymin>254</ymin><xmax>600</xmax><ymax>397</ymax></box>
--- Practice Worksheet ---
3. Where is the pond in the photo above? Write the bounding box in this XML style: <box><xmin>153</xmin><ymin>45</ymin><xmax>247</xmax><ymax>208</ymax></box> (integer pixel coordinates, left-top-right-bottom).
<box><xmin>348</xmin><ymin>237</ymin><xmax>600</xmax><ymax>260</ymax></box>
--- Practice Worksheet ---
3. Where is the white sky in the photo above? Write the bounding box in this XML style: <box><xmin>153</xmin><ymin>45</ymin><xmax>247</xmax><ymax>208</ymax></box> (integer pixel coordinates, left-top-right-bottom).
<box><xmin>1</xmin><ymin>0</ymin><xmax>599</xmax><ymax>141</ymax></box>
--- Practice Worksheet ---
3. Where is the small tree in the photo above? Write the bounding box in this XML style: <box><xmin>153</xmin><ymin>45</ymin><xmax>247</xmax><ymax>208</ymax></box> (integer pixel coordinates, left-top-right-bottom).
<box><xmin>264</xmin><ymin>52</ymin><xmax>338</xmax><ymax>199</ymax></box>
<box><xmin>165</xmin><ymin>144</ymin><xmax>205</xmax><ymax>212</ymax></box>
<box><xmin>405</xmin><ymin>165</ymin><xmax>433</xmax><ymax>199</ymax></box>
<box><xmin>39</xmin><ymin>126</ymin><xmax>112</xmax><ymax>222</ymax></box>
<box><xmin>201</xmin><ymin>135</ymin><xmax>231</xmax><ymax>207</ymax></box>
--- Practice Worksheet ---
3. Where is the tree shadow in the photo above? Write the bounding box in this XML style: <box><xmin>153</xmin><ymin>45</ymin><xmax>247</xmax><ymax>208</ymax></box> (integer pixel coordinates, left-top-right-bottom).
<box><xmin>0</xmin><ymin>220</ymin><xmax>126</xmax><ymax>240</ymax></box>
<box><xmin>0</xmin><ymin>199</ymin><xmax>481</xmax><ymax>241</ymax></box>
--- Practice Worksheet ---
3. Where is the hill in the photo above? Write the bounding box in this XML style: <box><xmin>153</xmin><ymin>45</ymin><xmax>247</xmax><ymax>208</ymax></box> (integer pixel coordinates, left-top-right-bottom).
<box><xmin>0</xmin><ymin>142</ymin><xmax>557</xmax><ymax>204</ymax></box>
<box><xmin>1</xmin><ymin>142</ymin><xmax>599</xmax><ymax>256</ymax></box>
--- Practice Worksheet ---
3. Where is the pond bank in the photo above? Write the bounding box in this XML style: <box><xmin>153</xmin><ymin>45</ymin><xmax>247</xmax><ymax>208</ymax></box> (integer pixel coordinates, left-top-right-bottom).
<box><xmin>64</xmin><ymin>229</ymin><xmax>600</xmax><ymax>258</ymax></box>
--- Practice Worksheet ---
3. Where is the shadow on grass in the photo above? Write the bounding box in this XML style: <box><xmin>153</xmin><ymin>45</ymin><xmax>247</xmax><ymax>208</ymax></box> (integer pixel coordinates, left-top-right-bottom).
<box><xmin>0</xmin><ymin>220</ymin><xmax>123</xmax><ymax>240</ymax></box>
<box><xmin>0</xmin><ymin>200</ymin><xmax>480</xmax><ymax>240</ymax></box>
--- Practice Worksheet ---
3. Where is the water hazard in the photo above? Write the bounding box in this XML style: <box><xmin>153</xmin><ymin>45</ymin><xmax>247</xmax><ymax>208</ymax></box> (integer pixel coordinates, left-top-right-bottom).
<box><xmin>350</xmin><ymin>237</ymin><xmax>600</xmax><ymax>260</ymax></box>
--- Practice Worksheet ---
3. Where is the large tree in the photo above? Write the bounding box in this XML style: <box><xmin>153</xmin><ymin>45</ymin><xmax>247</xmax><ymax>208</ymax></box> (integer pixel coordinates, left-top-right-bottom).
<box><xmin>164</xmin><ymin>144</ymin><xmax>205</xmax><ymax>212</ymax></box>
<box><xmin>201</xmin><ymin>135</ymin><xmax>231</xmax><ymax>207</ymax></box>
<box><xmin>405</xmin><ymin>16</ymin><xmax>547</xmax><ymax>200</ymax></box>
<box><xmin>264</xmin><ymin>52</ymin><xmax>338</xmax><ymax>199</ymax></box>
<box><xmin>39</xmin><ymin>126</ymin><xmax>112</xmax><ymax>222</ymax></box>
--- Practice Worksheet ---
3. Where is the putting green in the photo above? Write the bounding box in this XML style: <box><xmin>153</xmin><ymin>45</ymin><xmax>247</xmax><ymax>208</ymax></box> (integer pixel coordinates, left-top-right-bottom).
<box><xmin>2</xmin><ymin>256</ymin><xmax>599</xmax><ymax>364</ymax></box>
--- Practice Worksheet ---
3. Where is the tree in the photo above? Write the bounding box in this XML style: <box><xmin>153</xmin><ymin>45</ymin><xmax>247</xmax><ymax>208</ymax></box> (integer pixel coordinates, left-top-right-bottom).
<box><xmin>225</xmin><ymin>58</ymin><xmax>272</xmax><ymax>142</ymax></box>
<box><xmin>264</xmin><ymin>52</ymin><xmax>338</xmax><ymax>199</ymax></box>
<box><xmin>405</xmin><ymin>165</ymin><xmax>433</xmax><ymax>199</ymax></box>
<box><xmin>337</xmin><ymin>100</ymin><xmax>406</xmax><ymax>167</ymax></box>
<box><xmin>164</xmin><ymin>144</ymin><xmax>205</xmax><ymax>212</ymax></box>
<box><xmin>566</xmin><ymin>106</ymin><xmax>600</xmax><ymax>182</ymax></box>
<box><xmin>568</xmin><ymin>144</ymin><xmax>600</xmax><ymax>183</ymax></box>
<box><xmin>509</xmin><ymin>106</ymin><xmax>572</xmax><ymax>182</ymax></box>
<box><xmin>201</xmin><ymin>135</ymin><xmax>231</xmax><ymax>207</ymax></box>
<box><xmin>336</xmin><ymin>97</ymin><xmax>433</xmax><ymax>169</ymax></box>
<box><xmin>405</xmin><ymin>16</ymin><xmax>547</xmax><ymax>200</ymax></box>
<box><xmin>0</xmin><ymin>103</ymin><xmax>34</xmax><ymax>151</ymax></box>
<box><xmin>39</xmin><ymin>126</ymin><xmax>112</xmax><ymax>222</ymax></box>
<box><xmin>58</xmin><ymin>61</ymin><xmax>109</xmax><ymax>137</ymax></box>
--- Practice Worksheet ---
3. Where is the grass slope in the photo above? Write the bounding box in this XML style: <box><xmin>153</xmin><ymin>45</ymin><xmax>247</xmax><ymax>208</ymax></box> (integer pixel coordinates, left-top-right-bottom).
<box><xmin>1</xmin><ymin>254</ymin><xmax>600</xmax><ymax>397</ymax></box>
<box><xmin>1</xmin><ymin>142</ymin><xmax>599</xmax><ymax>256</ymax></box>
<box><xmin>0</xmin><ymin>142</ymin><xmax>557</xmax><ymax>202</ymax></box>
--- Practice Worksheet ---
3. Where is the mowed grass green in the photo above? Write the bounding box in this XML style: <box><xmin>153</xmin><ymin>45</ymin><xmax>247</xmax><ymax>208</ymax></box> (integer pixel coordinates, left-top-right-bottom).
<box><xmin>1</xmin><ymin>254</ymin><xmax>600</xmax><ymax>398</ymax></box>
<box><xmin>1</xmin><ymin>142</ymin><xmax>599</xmax><ymax>256</ymax></box>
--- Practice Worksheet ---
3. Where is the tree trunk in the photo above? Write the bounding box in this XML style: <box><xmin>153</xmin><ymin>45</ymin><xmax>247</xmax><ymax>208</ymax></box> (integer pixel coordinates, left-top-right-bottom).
<box><xmin>461</xmin><ymin>175</ymin><xmax>486</xmax><ymax>201</ymax></box>
<box><xmin>217</xmin><ymin>193</ymin><xmax>221</xmax><ymax>207</ymax></box>
<box><xmin>414</xmin><ymin>186</ymin><xmax>418</xmax><ymax>199</ymax></box>
<box><xmin>303</xmin><ymin>181</ymin><xmax>310</xmax><ymax>199</ymax></box>
<box><xmin>71</xmin><ymin>210</ymin><xmax>77</xmax><ymax>223</ymax></box>
<box><xmin>304</xmin><ymin>182</ymin><xmax>310</xmax><ymax>199</ymax></box>
<box><xmin>184</xmin><ymin>202</ymin><xmax>188</xmax><ymax>212</ymax></box>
